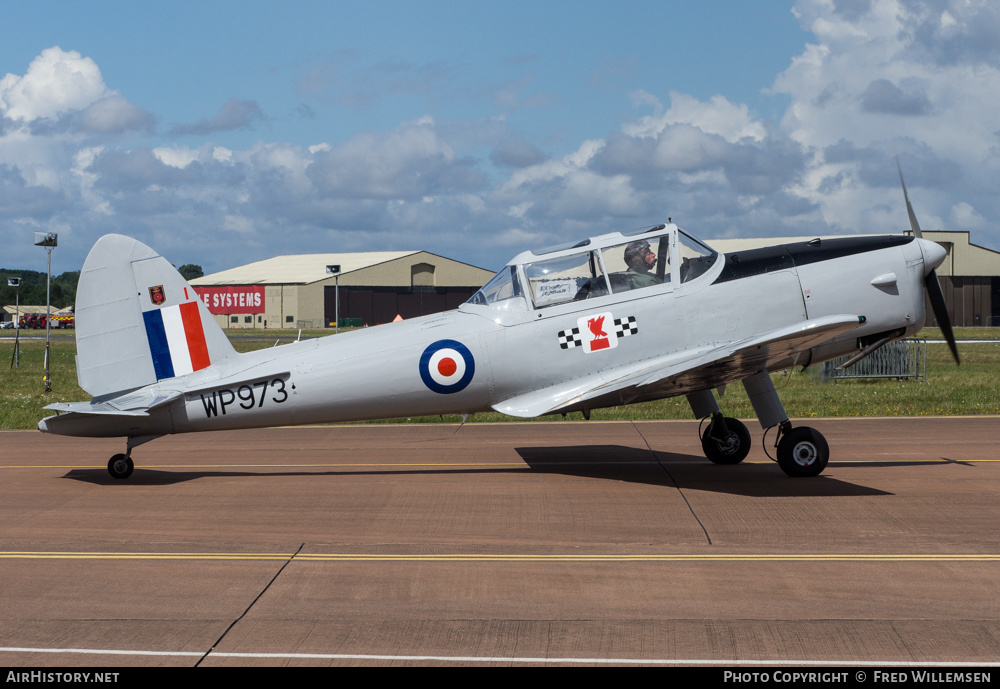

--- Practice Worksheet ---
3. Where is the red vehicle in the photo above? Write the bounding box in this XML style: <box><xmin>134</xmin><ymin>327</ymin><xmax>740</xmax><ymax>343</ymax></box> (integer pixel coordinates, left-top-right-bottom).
<box><xmin>17</xmin><ymin>314</ymin><xmax>74</xmax><ymax>329</ymax></box>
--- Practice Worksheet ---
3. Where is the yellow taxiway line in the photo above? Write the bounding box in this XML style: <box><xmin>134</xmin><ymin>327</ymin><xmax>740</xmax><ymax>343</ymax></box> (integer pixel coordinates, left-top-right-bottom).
<box><xmin>2</xmin><ymin>551</ymin><xmax>999</xmax><ymax>562</ymax></box>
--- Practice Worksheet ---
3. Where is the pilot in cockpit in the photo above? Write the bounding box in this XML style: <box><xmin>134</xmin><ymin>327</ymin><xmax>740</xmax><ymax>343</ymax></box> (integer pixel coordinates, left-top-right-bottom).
<box><xmin>623</xmin><ymin>240</ymin><xmax>662</xmax><ymax>288</ymax></box>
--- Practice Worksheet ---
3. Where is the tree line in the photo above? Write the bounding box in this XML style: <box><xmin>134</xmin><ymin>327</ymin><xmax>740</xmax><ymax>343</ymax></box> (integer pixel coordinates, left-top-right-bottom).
<box><xmin>0</xmin><ymin>269</ymin><xmax>81</xmax><ymax>310</ymax></box>
<box><xmin>0</xmin><ymin>264</ymin><xmax>203</xmax><ymax>310</ymax></box>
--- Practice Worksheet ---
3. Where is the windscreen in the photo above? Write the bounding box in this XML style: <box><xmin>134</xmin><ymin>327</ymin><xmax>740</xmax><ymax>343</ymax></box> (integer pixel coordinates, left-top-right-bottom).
<box><xmin>678</xmin><ymin>231</ymin><xmax>718</xmax><ymax>283</ymax></box>
<box><xmin>466</xmin><ymin>266</ymin><xmax>526</xmax><ymax>309</ymax></box>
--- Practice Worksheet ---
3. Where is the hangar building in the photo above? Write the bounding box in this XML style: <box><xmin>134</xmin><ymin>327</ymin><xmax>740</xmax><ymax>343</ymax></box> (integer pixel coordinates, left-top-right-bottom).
<box><xmin>708</xmin><ymin>230</ymin><xmax>1000</xmax><ymax>327</ymax></box>
<box><xmin>190</xmin><ymin>250</ymin><xmax>494</xmax><ymax>329</ymax></box>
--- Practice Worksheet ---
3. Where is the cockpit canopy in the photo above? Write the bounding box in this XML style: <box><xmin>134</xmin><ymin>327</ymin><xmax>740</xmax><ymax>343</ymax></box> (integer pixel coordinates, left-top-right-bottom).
<box><xmin>467</xmin><ymin>223</ymin><xmax>719</xmax><ymax>311</ymax></box>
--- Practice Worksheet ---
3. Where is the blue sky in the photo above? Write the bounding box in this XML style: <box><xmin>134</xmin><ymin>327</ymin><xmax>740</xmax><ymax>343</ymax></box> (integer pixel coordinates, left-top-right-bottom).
<box><xmin>2</xmin><ymin>0</ymin><xmax>999</xmax><ymax>275</ymax></box>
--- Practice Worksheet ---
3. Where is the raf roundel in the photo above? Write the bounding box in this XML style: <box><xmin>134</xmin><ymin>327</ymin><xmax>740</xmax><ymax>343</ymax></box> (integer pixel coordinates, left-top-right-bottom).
<box><xmin>419</xmin><ymin>339</ymin><xmax>475</xmax><ymax>394</ymax></box>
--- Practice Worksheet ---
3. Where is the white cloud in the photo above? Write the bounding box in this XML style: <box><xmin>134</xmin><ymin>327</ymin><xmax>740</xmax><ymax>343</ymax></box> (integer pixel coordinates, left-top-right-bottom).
<box><xmin>153</xmin><ymin>146</ymin><xmax>199</xmax><ymax>169</ymax></box>
<box><xmin>506</xmin><ymin>202</ymin><xmax>532</xmax><ymax>219</ymax></box>
<box><xmin>500</xmin><ymin>139</ymin><xmax>605</xmax><ymax>192</ymax></box>
<box><xmin>79</xmin><ymin>94</ymin><xmax>155</xmax><ymax>134</ymax></box>
<box><xmin>778</xmin><ymin>0</ymin><xmax>1000</xmax><ymax>157</ymax></box>
<box><xmin>548</xmin><ymin>171</ymin><xmax>640</xmax><ymax>219</ymax></box>
<box><xmin>5</xmin><ymin>21</ymin><xmax>1000</xmax><ymax>276</ymax></box>
<box><xmin>769</xmin><ymin>0</ymin><xmax>1000</xmax><ymax>237</ymax></box>
<box><xmin>223</xmin><ymin>214</ymin><xmax>255</xmax><ymax>233</ymax></box>
<box><xmin>488</xmin><ymin>227</ymin><xmax>548</xmax><ymax>248</ymax></box>
<box><xmin>0</xmin><ymin>47</ymin><xmax>108</xmax><ymax>121</ymax></box>
<box><xmin>212</xmin><ymin>146</ymin><xmax>233</xmax><ymax>163</ymax></box>
<box><xmin>650</xmin><ymin>124</ymin><xmax>731</xmax><ymax>171</ymax></box>
<box><xmin>949</xmin><ymin>201</ymin><xmax>986</xmax><ymax>229</ymax></box>
<box><xmin>0</xmin><ymin>45</ymin><xmax>154</xmax><ymax>234</ymax></box>
<box><xmin>307</xmin><ymin>119</ymin><xmax>485</xmax><ymax>199</ymax></box>
<box><xmin>624</xmin><ymin>92</ymin><xmax>767</xmax><ymax>143</ymax></box>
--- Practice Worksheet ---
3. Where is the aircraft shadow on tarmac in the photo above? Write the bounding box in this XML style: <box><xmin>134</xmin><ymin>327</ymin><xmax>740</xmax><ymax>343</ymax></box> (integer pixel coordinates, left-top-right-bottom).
<box><xmin>515</xmin><ymin>445</ymin><xmax>894</xmax><ymax>498</ymax></box>
<box><xmin>61</xmin><ymin>466</ymin><xmax>529</xmax><ymax>486</ymax></box>
<box><xmin>832</xmin><ymin>457</ymin><xmax>977</xmax><ymax>468</ymax></box>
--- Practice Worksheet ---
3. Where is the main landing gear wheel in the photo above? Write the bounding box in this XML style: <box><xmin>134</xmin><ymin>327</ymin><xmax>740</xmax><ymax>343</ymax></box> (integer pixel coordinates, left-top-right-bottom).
<box><xmin>108</xmin><ymin>454</ymin><xmax>134</xmax><ymax>480</ymax></box>
<box><xmin>701</xmin><ymin>416</ymin><xmax>751</xmax><ymax>465</ymax></box>
<box><xmin>776</xmin><ymin>427</ymin><xmax>829</xmax><ymax>477</ymax></box>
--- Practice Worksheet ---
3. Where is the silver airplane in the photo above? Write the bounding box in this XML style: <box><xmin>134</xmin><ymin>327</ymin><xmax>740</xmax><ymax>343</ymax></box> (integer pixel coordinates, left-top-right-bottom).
<box><xmin>39</xmin><ymin>173</ymin><xmax>958</xmax><ymax>479</ymax></box>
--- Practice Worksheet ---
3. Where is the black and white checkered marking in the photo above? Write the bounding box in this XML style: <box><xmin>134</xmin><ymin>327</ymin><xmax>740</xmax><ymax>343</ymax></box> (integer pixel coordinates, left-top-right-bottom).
<box><xmin>558</xmin><ymin>327</ymin><xmax>583</xmax><ymax>349</ymax></box>
<box><xmin>557</xmin><ymin>316</ymin><xmax>637</xmax><ymax>350</ymax></box>
<box><xmin>614</xmin><ymin>316</ymin><xmax>638</xmax><ymax>338</ymax></box>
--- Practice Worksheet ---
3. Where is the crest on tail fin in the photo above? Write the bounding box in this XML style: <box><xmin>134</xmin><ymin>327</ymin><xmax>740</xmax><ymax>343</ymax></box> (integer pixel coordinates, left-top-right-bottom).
<box><xmin>75</xmin><ymin>234</ymin><xmax>236</xmax><ymax>398</ymax></box>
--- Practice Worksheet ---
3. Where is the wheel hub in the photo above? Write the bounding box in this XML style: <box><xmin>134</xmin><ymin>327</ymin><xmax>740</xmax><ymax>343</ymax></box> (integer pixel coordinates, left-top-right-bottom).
<box><xmin>792</xmin><ymin>441</ymin><xmax>817</xmax><ymax>466</ymax></box>
<box><xmin>719</xmin><ymin>433</ymin><xmax>739</xmax><ymax>453</ymax></box>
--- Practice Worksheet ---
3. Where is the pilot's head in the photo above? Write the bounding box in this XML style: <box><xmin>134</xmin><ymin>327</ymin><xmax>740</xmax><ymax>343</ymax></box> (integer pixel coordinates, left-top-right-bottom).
<box><xmin>624</xmin><ymin>240</ymin><xmax>656</xmax><ymax>272</ymax></box>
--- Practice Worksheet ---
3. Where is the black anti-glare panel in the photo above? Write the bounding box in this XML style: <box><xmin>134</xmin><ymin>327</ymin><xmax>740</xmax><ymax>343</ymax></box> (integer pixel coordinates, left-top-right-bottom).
<box><xmin>713</xmin><ymin>236</ymin><xmax>914</xmax><ymax>284</ymax></box>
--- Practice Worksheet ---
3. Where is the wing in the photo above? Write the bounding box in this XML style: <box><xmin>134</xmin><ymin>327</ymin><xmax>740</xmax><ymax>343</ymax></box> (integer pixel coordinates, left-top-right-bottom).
<box><xmin>493</xmin><ymin>314</ymin><xmax>864</xmax><ymax>418</ymax></box>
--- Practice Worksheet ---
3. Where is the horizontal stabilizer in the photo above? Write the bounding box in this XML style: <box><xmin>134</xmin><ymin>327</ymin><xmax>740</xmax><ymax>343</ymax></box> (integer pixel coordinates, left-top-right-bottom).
<box><xmin>44</xmin><ymin>402</ymin><xmax>149</xmax><ymax>417</ymax></box>
<box><xmin>44</xmin><ymin>389</ymin><xmax>184</xmax><ymax>417</ymax></box>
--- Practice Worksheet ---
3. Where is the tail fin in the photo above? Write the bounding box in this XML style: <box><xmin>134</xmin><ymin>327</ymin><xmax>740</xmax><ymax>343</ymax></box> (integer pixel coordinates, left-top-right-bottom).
<box><xmin>75</xmin><ymin>234</ymin><xmax>236</xmax><ymax>397</ymax></box>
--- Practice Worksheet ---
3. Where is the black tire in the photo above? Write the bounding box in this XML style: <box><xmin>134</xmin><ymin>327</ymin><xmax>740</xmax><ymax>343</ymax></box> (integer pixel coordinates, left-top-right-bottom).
<box><xmin>702</xmin><ymin>417</ymin><xmax>752</xmax><ymax>464</ymax></box>
<box><xmin>776</xmin><ymin>427</ymin><xmax>829</xmax><ymax>477</ymax></box>
<box><xmin>108</xmin><ymin>454</ymin><xmax>134</xmax><ymax>480</ymax></box>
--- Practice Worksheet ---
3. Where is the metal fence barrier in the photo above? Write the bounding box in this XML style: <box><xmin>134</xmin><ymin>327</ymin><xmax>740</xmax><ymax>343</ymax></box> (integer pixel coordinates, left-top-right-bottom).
<box><xmin>819</xmin><ymin>338</ymin><xmax>927</xmax><ymax>382</ymax></box>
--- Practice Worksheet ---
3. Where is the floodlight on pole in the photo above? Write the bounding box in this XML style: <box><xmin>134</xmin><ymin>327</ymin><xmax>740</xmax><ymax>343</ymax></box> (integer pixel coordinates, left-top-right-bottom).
<box><xmin>8</xmin><ymin>277</ymin><xmax>21</xmax><ymax>368</ymax></box>
<box><xmin>34</xmin><ymin>232</ymin><xmax>57</xmax><ymax>392</ymax></box>
<box><xmin>327</xmin><ymin>265</ymin><xmax>341</xmax><ymax>334</ymax></box>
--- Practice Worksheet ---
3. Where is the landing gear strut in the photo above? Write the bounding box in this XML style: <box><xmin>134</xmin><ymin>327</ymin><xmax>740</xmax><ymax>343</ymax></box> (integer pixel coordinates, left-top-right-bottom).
<box><xmin>105</xmin><ymin>435</ymin><xmax>160</xmax><ymax>480</ymax></box>
<box><xmin>744</xmin><ymin>371</ymin><xmax>829</xmax><ymax>477</ymax></box>
<box><xmin>688</xmin><ymin>372</ymin><xmax>831</xmax><ymax>477</ymax></box>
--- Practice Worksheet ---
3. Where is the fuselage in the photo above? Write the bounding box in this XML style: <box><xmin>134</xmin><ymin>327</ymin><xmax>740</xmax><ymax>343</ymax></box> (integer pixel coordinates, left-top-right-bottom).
<box><xmin>39</xmin><ymin>226</ymin><xmax>943</xmax><ymax>440</ymax></box>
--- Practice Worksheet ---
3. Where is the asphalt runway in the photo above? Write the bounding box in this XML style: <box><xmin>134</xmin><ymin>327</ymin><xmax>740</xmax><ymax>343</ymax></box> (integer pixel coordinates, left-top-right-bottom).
<box><xmin>1</xmin><ymin>417</ymin><xmax>999</xmax><ymax>667</ymax></box>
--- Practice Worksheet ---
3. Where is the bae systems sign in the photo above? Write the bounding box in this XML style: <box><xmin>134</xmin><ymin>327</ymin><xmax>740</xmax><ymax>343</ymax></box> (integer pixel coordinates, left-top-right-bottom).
<box><xmin>193</xmin><ymin>286</ymin><xmax>265</xmax><ymax>314</ymax></box>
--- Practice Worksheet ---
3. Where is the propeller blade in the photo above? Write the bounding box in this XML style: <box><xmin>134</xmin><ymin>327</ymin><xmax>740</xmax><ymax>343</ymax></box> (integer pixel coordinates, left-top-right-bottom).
<box><xmin>897</xmin><ymin>157</ymin><xmax>959</xmax><ymax>365</ymax></box>
<box><xmin>896</xmin><ymin>156</ymin><xmax>923</xmax><ymax>239</ymax></box>
<box><xmin>925</xmin><ymin>269</ymin><xmax>960</xmax><ymax>365</ymax></box>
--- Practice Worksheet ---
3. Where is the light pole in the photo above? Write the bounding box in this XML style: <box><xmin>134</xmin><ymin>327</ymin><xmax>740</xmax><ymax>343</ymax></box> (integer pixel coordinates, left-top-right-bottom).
<box><xmin>327</xmin><ymin>264</ymin><xmax>341</xmax><ymax>334</ymax></box>
<box><xmin>34</xmin><ymin>232</ymin><xmax>57</xmax><ymax>392</ymax></box>
<box><xmin>8</xmin><ymin>277</ymin><xmax>20</xmax><ymax>368</ymax></box>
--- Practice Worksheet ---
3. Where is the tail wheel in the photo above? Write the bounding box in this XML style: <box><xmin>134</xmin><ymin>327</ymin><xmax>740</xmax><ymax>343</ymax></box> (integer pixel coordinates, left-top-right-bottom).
<box><xmin>108</xmin><ymin>454</ymin><xmax>134</xmax><ymax>480</ymax></box>
<box><xmin>701</xmin><ymin>417</ymin><xmax>751</xmax><ymax>465</ymax></box>
<box><xmin>776</xmin><ymin>427</ymin><xmax>829</xmax><ymax>477</ymax></box>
